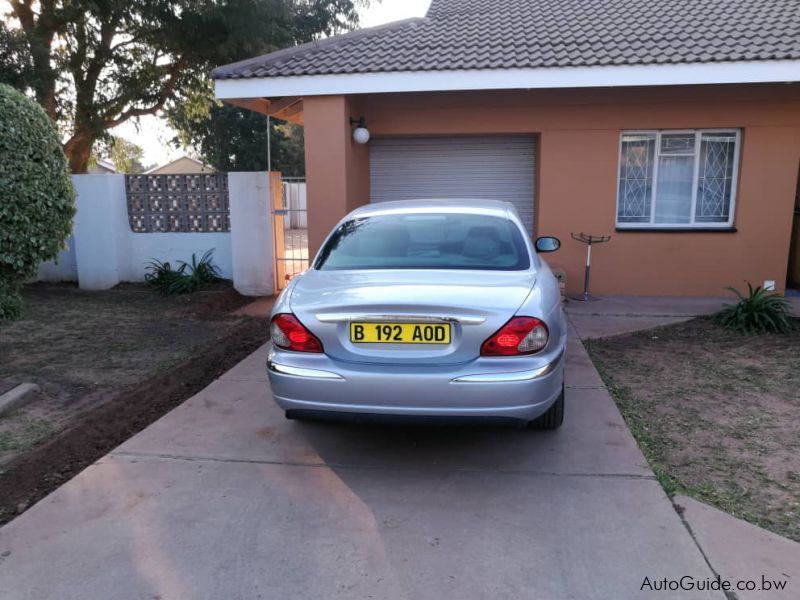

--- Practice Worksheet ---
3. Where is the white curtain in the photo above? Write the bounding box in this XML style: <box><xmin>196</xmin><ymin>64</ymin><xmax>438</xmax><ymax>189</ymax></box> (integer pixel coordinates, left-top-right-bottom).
<box><xmin>654</xmin><ymin>155</ymin><xmax>694</xmax><ymax>224</ymax></box>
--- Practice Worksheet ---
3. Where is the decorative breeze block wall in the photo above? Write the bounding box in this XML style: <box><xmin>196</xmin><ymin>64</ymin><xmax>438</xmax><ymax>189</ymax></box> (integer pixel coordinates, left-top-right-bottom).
<box><xmin>125</xmin><ymin>173</ymin><xmax>230</xmax><ymax>233</ymax></box>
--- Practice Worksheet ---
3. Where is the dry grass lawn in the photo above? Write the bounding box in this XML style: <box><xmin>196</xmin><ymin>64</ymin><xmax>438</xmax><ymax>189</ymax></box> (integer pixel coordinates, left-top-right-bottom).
<box><xmin>587</xmin><ymin>318</ymin><xmax>800</xmax><ymax>542</ymax></box>
<box><xmin>0</xmin><ymin>283</ymin><xmax>252</xmax><ymax>465</ymax></box>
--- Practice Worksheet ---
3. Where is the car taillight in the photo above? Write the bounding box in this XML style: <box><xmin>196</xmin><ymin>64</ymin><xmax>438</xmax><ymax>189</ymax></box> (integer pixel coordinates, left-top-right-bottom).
<box><xmin>480</xmin><ymin>317</ymin><xmax>548</xmax><ymax>356</ymax></box>
<box><xmin>270</xmin><ymin>313</ymin><xmax>323</xmax><ymax>353</ymax></box>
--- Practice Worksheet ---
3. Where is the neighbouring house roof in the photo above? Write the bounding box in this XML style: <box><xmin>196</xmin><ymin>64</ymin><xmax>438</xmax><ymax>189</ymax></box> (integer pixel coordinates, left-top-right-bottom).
<box><xmin>213</xmin><ymin>0</ymin><xmax>800</xmax><ymax>81</ymax></box>
<box><xmin>89</xmin><ymin>158</ymin><xmax>118</xmax><ymax>174</ymax></box>
<box><xmin>144</xmin><ymin>156</ymin><xmax>213</xmax><ymax>175</ymax></box>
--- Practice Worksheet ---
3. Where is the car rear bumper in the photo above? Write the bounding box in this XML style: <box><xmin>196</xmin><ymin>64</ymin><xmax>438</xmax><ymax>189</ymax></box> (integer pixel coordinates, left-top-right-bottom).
<box><xmin>266</xmin><ymin>343</ymin><xmax>565</xmax><ymax>422</ymax></box>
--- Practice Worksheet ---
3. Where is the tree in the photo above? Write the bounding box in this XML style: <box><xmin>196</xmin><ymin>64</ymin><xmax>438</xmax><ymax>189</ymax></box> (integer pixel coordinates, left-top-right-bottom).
<box><xmin>0</xmin><ymin>22</ymin><xmax>34</xmax><ymax>91</ymax></box>
<box><xmin>1</xmin><ymin>0</ymin><xmax>364</xmax><ymax>173</ymax></box>
<box><xmin>169</xmin><ymin>102</ymin><xmax>305</xmax><ymax>175</ymax></box>
<box><xmin>0</xmin><ymin>83</ymin><xmax>75</xmax><ymax>319</ymax></box>
<box><xmin>94</xmin><ymin>135</ymin><xmax>149</xmax><ymax>173</ymax></box>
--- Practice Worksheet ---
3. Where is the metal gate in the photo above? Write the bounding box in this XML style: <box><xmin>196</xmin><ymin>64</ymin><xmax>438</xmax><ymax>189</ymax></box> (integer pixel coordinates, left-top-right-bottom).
<box><xmin>271</xmin><ymin>175</ymin><xmax>308</xmax><ymax>290</ymax></box>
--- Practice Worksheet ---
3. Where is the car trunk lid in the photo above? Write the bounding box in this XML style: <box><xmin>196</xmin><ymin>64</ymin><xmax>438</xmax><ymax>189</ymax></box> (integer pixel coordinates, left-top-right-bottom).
<box><xmin>290</xmin><ymin>270</ymin><xmax>536</xmax><ymax>365</ymax></box>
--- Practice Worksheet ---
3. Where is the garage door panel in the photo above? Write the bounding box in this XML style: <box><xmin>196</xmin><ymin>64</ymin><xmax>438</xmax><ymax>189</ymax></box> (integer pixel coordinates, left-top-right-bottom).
<box><xmin>370</xmin><ymin>136</ymin><xmax>536</xmax><ymax>234</ymax></box>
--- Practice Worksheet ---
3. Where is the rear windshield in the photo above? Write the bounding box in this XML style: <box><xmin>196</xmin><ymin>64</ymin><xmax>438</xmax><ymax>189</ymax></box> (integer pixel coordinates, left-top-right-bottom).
<box><xmin>315</xmin><ymin>213</ymin><xmax>530</xmax><ymax>271</ymax></box>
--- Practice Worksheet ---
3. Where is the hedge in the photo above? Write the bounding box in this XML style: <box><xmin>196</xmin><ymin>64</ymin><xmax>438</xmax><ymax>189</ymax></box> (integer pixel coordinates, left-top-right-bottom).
<box><xmin>0</xmin><ymin>83</ymin><xmax>76</xmax><ymax>319</ymax></box>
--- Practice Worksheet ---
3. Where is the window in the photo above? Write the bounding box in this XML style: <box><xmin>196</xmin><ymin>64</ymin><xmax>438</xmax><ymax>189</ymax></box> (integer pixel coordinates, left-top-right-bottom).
<box><xmin>617</xmin><ymin>130</ymin><xmax>740</xmax><ymax>229</ymax></box>
<box><xmin>315</xmin><ymin>213</ymin><xmax>530</xmax><ymax>271</ymax></box>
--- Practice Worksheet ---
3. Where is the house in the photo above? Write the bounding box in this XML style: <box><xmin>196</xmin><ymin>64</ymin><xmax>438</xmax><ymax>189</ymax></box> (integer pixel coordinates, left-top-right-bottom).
<box><xmin>88</xmin><ymin>158</ymin><xmax>117</xmax><ymax>174</ymax></box>
<box><xmin>212</xmin><ymin>0</ymin><xmax>800</xmax><ymax>296</ymax></box>
<box><xmin>145</xmin><ymin>156</ymin><xmax>213</xmax><ymax>175</ymax></box>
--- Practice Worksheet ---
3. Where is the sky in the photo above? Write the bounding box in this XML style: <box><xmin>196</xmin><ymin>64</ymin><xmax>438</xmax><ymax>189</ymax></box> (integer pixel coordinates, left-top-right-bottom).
<box><xmin>114</xmin><ymin>0</ymin><xmax>433</xmax><ymax>167</ymax></box>
<box><xmin>359</xmin><ymin>0</ymin><xmax>431</xmax><ymax>28</ymax></box>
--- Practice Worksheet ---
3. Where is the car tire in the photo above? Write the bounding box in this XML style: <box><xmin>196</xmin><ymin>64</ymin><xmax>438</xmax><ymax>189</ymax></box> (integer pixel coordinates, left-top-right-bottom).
<box><xmin>531</xmin><ymin>382</ymin><xmax>565</xmax><ymax>430</ymax></box>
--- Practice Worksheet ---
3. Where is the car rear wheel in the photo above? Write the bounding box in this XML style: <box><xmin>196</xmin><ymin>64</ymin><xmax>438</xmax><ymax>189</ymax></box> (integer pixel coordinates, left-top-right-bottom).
<box><xmin>531</xmin><ymin>381</ymin><xmax>564</xmax><ymax>430</ymax></box>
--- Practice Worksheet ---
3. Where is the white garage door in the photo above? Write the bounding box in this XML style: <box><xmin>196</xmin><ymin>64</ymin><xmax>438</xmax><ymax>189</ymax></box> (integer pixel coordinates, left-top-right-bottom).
<box><xmin>370</xmin><ymin>136</ymin><xmax>536</xmax><ymax>234</ymax></box>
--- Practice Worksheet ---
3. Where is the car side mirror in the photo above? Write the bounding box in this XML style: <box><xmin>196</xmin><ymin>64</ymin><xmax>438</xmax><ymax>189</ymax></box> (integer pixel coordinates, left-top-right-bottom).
<box><xmin>535</xmin><ymin>236</ymin><xmax>561</xmax><ymax>253</ymax></box>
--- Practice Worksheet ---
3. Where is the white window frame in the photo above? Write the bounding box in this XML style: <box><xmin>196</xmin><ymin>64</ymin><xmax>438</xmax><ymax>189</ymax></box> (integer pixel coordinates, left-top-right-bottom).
<box><xmin>616</xmin><ymin>129</ymin><xmax>741</xmax><ymax>230</ymax></box>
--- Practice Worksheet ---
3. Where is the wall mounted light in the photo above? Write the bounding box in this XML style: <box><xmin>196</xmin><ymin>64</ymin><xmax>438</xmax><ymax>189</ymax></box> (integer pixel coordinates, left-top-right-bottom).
<box><xmin>349</xmin><ymin>116</ymin><xmax>370</xmax><ymax>144</ymax></box>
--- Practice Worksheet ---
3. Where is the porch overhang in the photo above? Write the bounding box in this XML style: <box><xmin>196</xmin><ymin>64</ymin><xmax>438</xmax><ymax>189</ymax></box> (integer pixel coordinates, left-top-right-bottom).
<box><xmin>222</xmin><ymin>96</ymin><xmax>304</xmax><ymax>124</ymax></box>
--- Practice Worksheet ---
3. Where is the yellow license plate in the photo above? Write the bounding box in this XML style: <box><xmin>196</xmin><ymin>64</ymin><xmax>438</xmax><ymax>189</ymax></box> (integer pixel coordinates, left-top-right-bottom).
<box><xmin>350</xmin><ymin>322</ymin><xmax>451</xmax><ymax>345</ymax></box>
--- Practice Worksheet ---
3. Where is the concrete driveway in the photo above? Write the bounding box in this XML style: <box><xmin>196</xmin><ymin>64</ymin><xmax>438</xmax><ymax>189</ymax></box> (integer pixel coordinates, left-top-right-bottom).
<box><xmin>0</xmin><ymin>330</ymin><xmax>723</xmax><ymax>599</ymax></box>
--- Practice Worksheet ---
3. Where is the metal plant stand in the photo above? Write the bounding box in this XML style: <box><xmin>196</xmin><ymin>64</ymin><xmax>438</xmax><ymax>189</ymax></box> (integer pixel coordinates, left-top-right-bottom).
<box><xmin>570</xmin><ymin>232</ymin><xmax>611</xmax><ymax>302</ymax></box>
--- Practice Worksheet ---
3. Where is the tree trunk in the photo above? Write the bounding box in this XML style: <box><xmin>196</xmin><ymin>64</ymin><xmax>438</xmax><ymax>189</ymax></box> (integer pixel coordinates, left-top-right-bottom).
<box><xmin>64</xmin><ymin>131</ymin><xmax>95</xmax><ymax>174</ymax></box>
<box><xmin>31</xmin><ymin>52</ymin><xmax>58</xmax><ymax>121</ymax></box>
<box><xmin>37</xmin><ymin>82</ymin><xmax>58</xmax><ymax>122</ymax></box>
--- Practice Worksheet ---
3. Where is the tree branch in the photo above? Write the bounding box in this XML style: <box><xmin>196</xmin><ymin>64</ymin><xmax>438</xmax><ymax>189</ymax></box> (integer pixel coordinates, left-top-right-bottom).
<box><xmin>9</xmin><ymin>0</ymin><xmax>35</xmax><ymax>29</ymax></box>
<box><xmin>10</xmin><ymin>0</ymin><xmax>62</xmax><ymax>120</ymax></box>
<box><xmin>103</xmin><ymin>59</ymin><xmax>187</xmax><ymax>128</ymax></box>
<box><xmin>85</xmin><ymin>10</ymin><xmax>123</xmax><ymax>92</ymax></box>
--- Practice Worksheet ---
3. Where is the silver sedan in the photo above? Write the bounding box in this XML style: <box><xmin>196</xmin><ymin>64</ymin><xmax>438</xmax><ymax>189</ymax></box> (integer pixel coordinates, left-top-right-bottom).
<box><xmin>267</xmin><ymin>199</ymin><xmax>566</xmax><ymax>429</ymax></box>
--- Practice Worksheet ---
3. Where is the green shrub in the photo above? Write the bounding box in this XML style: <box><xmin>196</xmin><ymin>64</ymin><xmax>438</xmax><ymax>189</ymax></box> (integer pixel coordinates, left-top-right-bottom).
<box><xmin>714</xmin><ymin>282</ymin><xmax>793</xmax><ymax>335</ymax></box>
<box><xmin>0</xmin><ymin>83</ymin><xmax>76</xmax><ymax>319</ymax></box>
<box><xmin>0</xmin><ymin>278</ymin><xmax>23</xmax><ymax>320</ymax></box>
<box><xmin>145</xmin><ymin>249</ymin><xmax>223</xmax><ymax>295</ymax></box>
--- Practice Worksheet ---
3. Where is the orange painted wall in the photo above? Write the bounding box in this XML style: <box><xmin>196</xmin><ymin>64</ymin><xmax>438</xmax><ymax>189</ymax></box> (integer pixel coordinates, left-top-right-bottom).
<box><xmin>303</xmin><ymin>95</ymin><xmax>369</xmax><ymax>255</ymax></box>
<box><xmin>303</xmin><ymin>84</ymin><xmax>800</xmax><ymax>295</ymax></box>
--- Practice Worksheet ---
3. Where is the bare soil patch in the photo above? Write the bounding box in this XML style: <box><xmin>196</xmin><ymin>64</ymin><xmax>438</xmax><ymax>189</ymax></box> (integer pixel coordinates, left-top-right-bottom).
<box><xmin>0</xmin><ymin>283</ymin><xmax>268</xmax><ymax>524</ymax></box>
<box><xmin>586</xmin><ymin>318</ymin><xmax>800</xmax><ymax>541</ymax></box>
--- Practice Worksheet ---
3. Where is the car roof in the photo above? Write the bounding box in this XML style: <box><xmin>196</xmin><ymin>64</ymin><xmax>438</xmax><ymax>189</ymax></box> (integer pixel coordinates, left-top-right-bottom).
<box><xmin>349</xmin><ymin>199</ymin><xmax>520</xmax><ymax>220</ymax></box>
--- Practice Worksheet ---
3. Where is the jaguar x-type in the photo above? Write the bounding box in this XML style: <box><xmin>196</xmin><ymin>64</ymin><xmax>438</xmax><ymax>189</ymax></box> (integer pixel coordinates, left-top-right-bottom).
<box><xmin>267</xmin><ymin>199</ymin><xmax>566</xmax><ymax>429</ymax></box>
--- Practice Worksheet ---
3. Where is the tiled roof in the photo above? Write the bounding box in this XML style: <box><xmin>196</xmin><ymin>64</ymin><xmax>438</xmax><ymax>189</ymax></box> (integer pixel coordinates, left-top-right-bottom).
<box><xmin>212</xmin><ymin>0</ymin><xmax>800</xmax><ymax>79</ymax></box>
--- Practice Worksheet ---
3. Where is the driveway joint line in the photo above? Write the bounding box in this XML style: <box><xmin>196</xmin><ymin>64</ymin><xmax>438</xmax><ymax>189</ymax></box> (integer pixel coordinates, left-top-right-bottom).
<box><xmin>569</xmin><ymin>322</ymin><xmax>734</xmax><ymax>597</ymax></box>
<box><xmin>566</xmin><ymin>386</ymin><xmax>606</xmax><ymax>390</ymax></box>
<box><xmin>109</xmin><ymin>450</ymin><xmax>656</xmax><ymax>480</ymax></box>
<box><xmin>670</xmin><ymin>497</ymin><xmax>739</xmax><ymax>600</ymax></box>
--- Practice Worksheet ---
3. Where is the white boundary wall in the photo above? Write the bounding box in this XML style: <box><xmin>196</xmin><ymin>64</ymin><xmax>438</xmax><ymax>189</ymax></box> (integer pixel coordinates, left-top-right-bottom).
<box><xmin>37</xmin><ymin>236</ymin><xmax>78</xmax><ymax>282</ymax></box>
<box><xmin>230</xmin><ymin>172</ymin><xmax>274</xmax><ymax>296</ymax></box>
<box><xmin>37</xmin><ymin>173</ymin><xmax>274</xmax><ymax>296</ymax></box>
